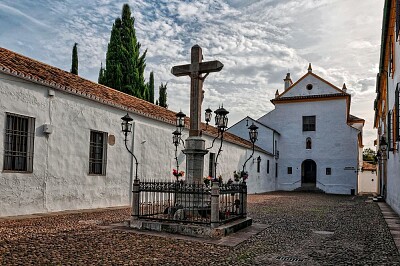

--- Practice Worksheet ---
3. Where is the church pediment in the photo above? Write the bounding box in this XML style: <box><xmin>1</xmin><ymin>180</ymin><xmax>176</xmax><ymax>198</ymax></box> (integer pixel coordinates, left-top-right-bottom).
<box><xmin>276</xmin><ymin>72</ymin><xmax>348</xmax><ymax>100</ymax></box>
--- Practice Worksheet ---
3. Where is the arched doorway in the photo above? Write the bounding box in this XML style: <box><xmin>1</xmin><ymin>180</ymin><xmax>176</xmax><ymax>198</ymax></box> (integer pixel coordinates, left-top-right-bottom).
<box><xmin>302</xmin><ymin>159</ymin><xmax>317</xmax><ymax>185</ymax></box>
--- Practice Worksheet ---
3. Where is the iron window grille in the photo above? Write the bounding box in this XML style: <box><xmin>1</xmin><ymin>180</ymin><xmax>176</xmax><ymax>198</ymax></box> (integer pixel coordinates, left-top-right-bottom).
<box><xmin>89</xmin><ymin>130</ymin><xmax>107</xmax><ymax>175</ymax></box>
<box><xmin>267</xmin><ymin>160</ymin><xmax>270</xmax><ymax>174</ymax></box>
<box><xmin>396</xmin><ymin>84</ymin><xmax>399</xmax><ymax>141</ymax></box>
<box><xmin>303</xmin><ymin>116</ymin><xmax>316</xmax><ymax>131</ymax></box>
<box><xmin>3</xmin><ymin>113</ymin><xmax>35</xmax><ymax>172</ymax></box>
<box><xmin>388</xmin><ymin>110</ymin><xmax>394</xmax><ymax>151</ymax></box>
<box><xmin>257</xmin><ymin>158</ymin><xmax>261</xmax><ymax>173</ymax></box>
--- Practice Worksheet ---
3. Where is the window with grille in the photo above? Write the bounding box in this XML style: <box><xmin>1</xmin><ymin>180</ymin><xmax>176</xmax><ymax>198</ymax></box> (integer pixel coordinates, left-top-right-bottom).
<box><xmin>303</xmin><ymin>116</ymin><xmax>316</xmax><ymax>131</ymax></box>
<box><xmin>388</xmin><ymin>110</ymin><xmax>393</xmax><ymax>151</ymax></box>
<box><xmin>287</xmin><ymin>167</ymin><xmax>292</xmax><ymax>174</ymax></box>
<box><xmin>397</xmin><ymin>0</ymin><xmax>400</xmax><ymax>40</ymax></box>
<box><xmin>3</xmin><ymin>113</ymin><xmax>35</xmax><ymax>172</ymax></box>
<box><xmin>89</xmin><ymin>130</ymin><xmax>107</xmax><ymax>175</ymax></box>
<box><xmin>209</xmin><ymin>153</ymin><xmax>215</xmax><ymax>177</ymax></box>
<box><xmin>267</xmin><ymin>160</ymin><xmax>270</xmax><ymax>174</ymax></box>
<box><xmin>256</xmin><ymin>158</ymin><xmax>261</xmax><ymax>173</ymax></box>
<box><xmin>396</xmin><ymin>85</ymin><xmax>399</xmax><ymax>141</ymax></box>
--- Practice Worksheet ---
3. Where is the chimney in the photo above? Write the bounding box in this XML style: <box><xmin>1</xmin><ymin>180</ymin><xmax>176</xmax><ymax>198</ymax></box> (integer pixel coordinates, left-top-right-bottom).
<box><xmin>342</xmin><ymin>83</ymin><xmax>347</xmax><ymax>93</ymax></box>
<box><xmin>284</xmin><ymin>73</ymin><xmax>292</xmax><ymax>90</ymax></box>
<box><xmin>308</xmin><ymin>63</ymin><xmax>312</xmax><ymax>73</ymax></box>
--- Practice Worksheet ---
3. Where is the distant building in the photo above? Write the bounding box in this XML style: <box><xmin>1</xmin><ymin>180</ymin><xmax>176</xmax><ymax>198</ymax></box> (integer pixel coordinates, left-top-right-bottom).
<box><xmin>375</xmin><ymin>1</ymin><xmax>400</xmax><ymax>213</ymax></box>
<box><xmin>0</xmin><ymin>48</ymin><xmax>274</xmax><ymax>217</ymax></box>
<box><xmin>229</xmin><ymin>65</ymin><xmax>364</xmax><ymax>195</ymax></box>
<box><xmin>358</xmin><ymin>162</ymin><xmax>378</xmax><ymax>194</ymax></box>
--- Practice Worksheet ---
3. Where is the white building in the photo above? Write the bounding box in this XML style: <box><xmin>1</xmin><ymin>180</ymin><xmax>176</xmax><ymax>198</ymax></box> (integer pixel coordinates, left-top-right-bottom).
<box><xmin>229</xmin><ymin>65</ymin><xmax>364</xmax><ymax>195</ymax></box>
<box><xmin>375</xmin><ymin>0</ymin><xmax>400</xmax><ymax>214</ymax></box>
<box><xmin>0</xmin><ymin>48</ymin><xmax>274</xmax><ymax>217</ymax></box>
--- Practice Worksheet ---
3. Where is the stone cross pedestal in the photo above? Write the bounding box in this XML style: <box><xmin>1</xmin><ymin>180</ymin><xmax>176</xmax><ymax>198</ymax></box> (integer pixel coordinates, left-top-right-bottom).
<box><xmin>171</xmin><ymin>45</ymin><xmax>223</xmax><ymax>183</ymax></box>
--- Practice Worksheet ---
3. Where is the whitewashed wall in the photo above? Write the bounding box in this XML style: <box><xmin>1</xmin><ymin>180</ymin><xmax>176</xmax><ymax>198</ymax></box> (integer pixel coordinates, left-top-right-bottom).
<box><xmin>384</xmin><ymin>24</ymin><xmax>400</xmax><ymax>214</ymax></box>
<box><xmin>358</xmin><ymin>170</ymin><xmax>378</xmax><ymax>194</ymax></box>
<box><xmin>258</xmin><ymin>96</ymin><xmax>360</xmax><ymax>194</ymax></box>
<box><xmin>0</xmin><ymin>73</ymin><xmax>272</xmax><ymax>217</ymax></box>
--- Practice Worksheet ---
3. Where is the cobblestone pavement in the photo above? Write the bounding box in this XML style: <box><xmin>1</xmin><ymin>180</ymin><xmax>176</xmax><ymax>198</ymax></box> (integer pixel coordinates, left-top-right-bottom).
<box><xmin>1</xmin><ymin>192</ymin><xmax>399</xmax><ymax>265</ymax></box>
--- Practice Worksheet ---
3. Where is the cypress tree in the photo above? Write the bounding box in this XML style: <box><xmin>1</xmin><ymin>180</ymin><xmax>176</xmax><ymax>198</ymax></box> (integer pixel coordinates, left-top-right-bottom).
<box><xmin>100</xmin><ymin>4</ymin><xmax>148</xmax><ymax>99</ymax></box>
<box><xmin>98</xmin><ymin>62</ymin><xmax>105</xmax><ymax>84</ymax></box>
<box><xmin>148</xmin><ymin>71</ymin><xmax>154</xmax><ymax>103</ymax></box>
<box><xmin>71</xmin><ymin>43</ymin><xmax>78</xmax><ymax>75</ymax></box>
<box><xmin>158</xmin><ymin>82</ymin><xmax>168</xmax><ymax>108</ymax></box>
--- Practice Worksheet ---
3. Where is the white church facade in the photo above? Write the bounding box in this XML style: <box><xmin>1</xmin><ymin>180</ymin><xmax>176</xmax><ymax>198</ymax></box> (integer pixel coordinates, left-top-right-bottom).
<box><xmin>229</xmin><ymin>65</ymin><xmax>364</xmax><ymax>195</ymax></box>
<box><xmin>0</xmin><ymin>48</ymin><xmax>275</xmax><ymax>217</ymax></box>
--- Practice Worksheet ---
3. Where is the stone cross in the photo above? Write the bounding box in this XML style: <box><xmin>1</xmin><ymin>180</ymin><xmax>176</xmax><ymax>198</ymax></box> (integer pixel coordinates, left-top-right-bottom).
<box><xmin>171</xmin><ymin>45</ymin><xmax>223</xmax><ymax>136</ymax></box>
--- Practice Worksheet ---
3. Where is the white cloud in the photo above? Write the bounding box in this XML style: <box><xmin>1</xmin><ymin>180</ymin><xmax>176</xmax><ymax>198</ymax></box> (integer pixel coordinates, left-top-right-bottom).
<box><xmin>0</xmin><ymin>0</ymin><xmax>384</xmax><ymax>148</ymax></box>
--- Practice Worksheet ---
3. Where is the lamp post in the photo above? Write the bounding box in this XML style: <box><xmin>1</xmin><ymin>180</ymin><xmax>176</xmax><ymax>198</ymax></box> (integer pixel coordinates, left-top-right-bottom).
<box><xmin>242</xmin><ymin>123</ymin><xmax>259</xmax><ymax>175</ymax></box>
<box><xmin>121</xmin><ymin>113</ymin><xmax>139</xmax><ymax>182</ymax></box>
<box><xmin>172</xmin><ymin>111</ymin><xmax>186</xmax><ymax>181</ymax></box>
<box><xmin>214</xmin><ymin>106</ymin><xmax>229</xmax><ymax>180</ymax></box>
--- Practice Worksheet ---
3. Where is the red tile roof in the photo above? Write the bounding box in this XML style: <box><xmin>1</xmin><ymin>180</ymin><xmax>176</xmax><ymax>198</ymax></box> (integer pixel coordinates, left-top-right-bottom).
<box><xmin>362</xmin><ymin>162</ymin><xmax>376</xmax><ymax>171</ymax></box>
<box><xmin>0</xmin><ymin>47</ymin><xmax>268</xmax><ymax>154</ymax></box>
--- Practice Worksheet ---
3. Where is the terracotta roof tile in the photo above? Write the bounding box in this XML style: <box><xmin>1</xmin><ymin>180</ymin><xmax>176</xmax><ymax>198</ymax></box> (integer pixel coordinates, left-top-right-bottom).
<box><xmin>362</xmin><ymin>162</ymin><xmax>376</xmax><ymax>171</ymax></box>
<box><xmin>0</xmin><ymin>47</ymin><xmax>267</xmax><ymax>153</ymax></box>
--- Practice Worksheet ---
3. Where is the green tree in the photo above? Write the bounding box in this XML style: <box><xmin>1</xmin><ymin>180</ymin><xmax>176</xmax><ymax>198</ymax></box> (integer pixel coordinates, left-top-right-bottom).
<box><xmin>98</xmin><ymin>62</ymin><xmax>105</xmax><ymax>84</ymax></box>
<box><xmin>363</xmin><ymin>148</ymin><xmax>376</xmax><ymax>163</ymax></box>
<box><xmin>100</xmin><ymin>4</ymin><xmax>148</xmax><ymax>99</ymax></box>
<box><xmin>158</xmin><ymin>82</ymin><xmax>168</xmax><ymax>108</ymax></box>
<box><xmin>71</xmin><ymin>43</ymin><xmax>78</xmax><ymax>75</ymax></box>
<box><xmin>148</xmin><ymin>71</ymin><xmax>154</xmax><ymax>103</ymax></box>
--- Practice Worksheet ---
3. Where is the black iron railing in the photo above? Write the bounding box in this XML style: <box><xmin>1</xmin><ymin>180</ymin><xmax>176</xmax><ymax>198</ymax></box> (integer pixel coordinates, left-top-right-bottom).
<box><xmin>135</xmin><ymin>180</ymin><xmax>247</xmax><ymax>226</ymax></box>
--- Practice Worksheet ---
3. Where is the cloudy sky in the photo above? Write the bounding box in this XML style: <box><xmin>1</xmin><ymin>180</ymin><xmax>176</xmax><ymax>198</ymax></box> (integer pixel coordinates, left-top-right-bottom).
<box><xmin>0</xmin><ymin>0</ymin><xmax>383</xmax><ymax>148</ymax></box>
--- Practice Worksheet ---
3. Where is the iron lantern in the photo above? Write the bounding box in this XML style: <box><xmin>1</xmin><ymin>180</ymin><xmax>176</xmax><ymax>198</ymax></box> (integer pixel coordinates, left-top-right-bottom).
<box><xmin>176</xmin><ymin>111</ymin><xmax>186</xmax><ymax>133</ymax></box>
<box><xmin>248</xmin><ymin>123</ymin><xmax>259</xmax><ymax>143</ymax></box>
<box><xmin>380</xmin><ymin>136</ymin><xmax>388</xmax><ymax>152</ymax></box>
<box><xmin>172</xmin><ymin>129</ymin><xmax>181</xmax><ymax>146</ymax></box>
<box><xmin>205</xmin><ymin>107</ymin><xmax>212</xmax><ymax>125</ymax></box>
<box><xmin>214</xmin><ymin>106</ymin><xmax>229</xmax><ymax>131</ymax></box>
<box><xmin>121</xmin><ymin>113</ymin><xmax>133</xmax><ymax>136</ymax></box>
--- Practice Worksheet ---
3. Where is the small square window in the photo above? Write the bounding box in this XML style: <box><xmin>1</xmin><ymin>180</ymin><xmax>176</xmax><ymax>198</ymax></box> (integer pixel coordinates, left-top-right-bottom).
<box><xmin>288</xmin><ymin>167</ymin><xmax>292</xmax><ymax>174</ymax></box>
<box><xmin>326</xmin><ymin>168</ymin><xmax>331</xmax><ymax>175</ymax></box>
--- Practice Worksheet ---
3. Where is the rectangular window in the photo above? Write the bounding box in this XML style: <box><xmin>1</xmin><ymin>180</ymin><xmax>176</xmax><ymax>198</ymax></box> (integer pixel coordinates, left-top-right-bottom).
<box><xmin>303</xmin><ymin>116</ymin><xmax>316</xmax><ymax>131</ymax></box>
<box><xmin>275</xmin><ymin>163</ymin><xmax>278</xmax><ymax>178</ymax></box>
<box><xmin>267</xmin><ymin>160</ymin><xmax>270</xmax><ymax>174</ymax></box>
<box><xmin>397</xmin><ymin>0</ymin><xmax>400</xmax><ymax>40</ymax></box>
<box><xmin>89</xmin><ymin>130</ymin><xmax>107</xmax><ymax>175</ymax></box>
<box><xmin>396</xmin><ymin>84</ymin><xmax>399</xmax><ymax>141</ymax></box>
<box><xmin>256</xmin><ymin>158</ymin><xmax>261</xmax><ymax>173</ymax></box>
<box><xmin>3</xmin><ymin>113</ymin><xmax>35</xmax><ymax>172</ymax></box>
<box><xmin>287</xmin><ymin>167</ymin><xmax>292</xmax><ymax>174</ymax></box>
<box><xmin>209</xmin><ymin>153</ymin><xmax>215</xmax><ymax>177</ymax></box>
<box><xmin>388</xmin><ymin>110</ymin><xmax>393</xmax><ymax>151</ymax></box>
<box><xmin>326</xmin><ymin>168</ymin><xmax>331</xmax><ymax>175</ymax></box>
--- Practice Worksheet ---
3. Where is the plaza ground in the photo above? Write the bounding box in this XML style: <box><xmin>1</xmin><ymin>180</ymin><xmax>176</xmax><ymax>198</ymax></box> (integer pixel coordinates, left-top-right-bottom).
<box><xmin>1</xmin><ymin>192</ymin><xmax>399</xmax><ymax>265</ymax></box>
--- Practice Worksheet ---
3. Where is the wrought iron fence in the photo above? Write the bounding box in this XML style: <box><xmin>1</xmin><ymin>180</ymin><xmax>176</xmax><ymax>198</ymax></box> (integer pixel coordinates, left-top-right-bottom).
<box><xmin>138</xmin><ymin>181</ymin><xmax>211</xmax><ymax>224</ymax></box>
<box><xmin>134</xmin><ymin>180</ymin><xmax>247</xmax><ymax>226</ymax></box>
<box><xmin>218</xmin><ymin>183</ymin><xmax>247</xmax><ymax>223</ymax></box>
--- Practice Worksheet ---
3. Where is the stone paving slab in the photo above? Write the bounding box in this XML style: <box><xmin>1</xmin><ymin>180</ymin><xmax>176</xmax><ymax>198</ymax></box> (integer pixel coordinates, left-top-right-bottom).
<box><xmin>378</xmin><ymin>202</ymin><xmax>400</xmax><ymax>253</ymax></box>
